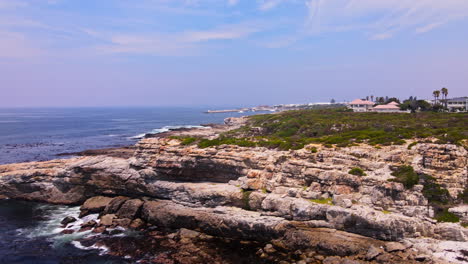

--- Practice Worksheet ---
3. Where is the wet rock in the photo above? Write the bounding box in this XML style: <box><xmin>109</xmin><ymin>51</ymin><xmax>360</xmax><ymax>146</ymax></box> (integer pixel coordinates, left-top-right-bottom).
<box><xmin>80</xmin><ymin>196</ymin><xmax>113</xmax><ymax>217</ymax></box>
<box><xmin>78</xmin><ymin>226</ymin><xmax>93</xmax><ymax>232</ymax></box>
<box><xmin>93</xmin><ymin>226</ymin><xmax>106</xmax><ymax>233</ymax></box>
<box><xmin>61</xmin><ymin>229</ymin><xmax>75</xmax><ymax>234</ymax></box>
<box><xmin>61</xmin><ymin>216</ymin><xmax>77</xmax><ymax>226</ymax></box>
<box><xmin>82</xmin><ymin>220</ymin><xmax>97</xmax><ymax>228</ymax></box>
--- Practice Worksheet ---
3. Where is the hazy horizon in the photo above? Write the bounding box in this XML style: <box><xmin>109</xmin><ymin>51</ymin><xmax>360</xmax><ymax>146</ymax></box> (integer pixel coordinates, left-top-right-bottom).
<box><xmin>1</xmin><ymin>0</ymin><xmax>467</xmax><ymax>107</ymax></box>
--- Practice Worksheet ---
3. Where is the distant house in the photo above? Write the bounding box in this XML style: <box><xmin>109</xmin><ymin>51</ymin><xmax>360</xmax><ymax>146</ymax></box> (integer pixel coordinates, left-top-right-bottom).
<box><xmin>446</xmin><ymin>97</ymin><xmax>468</xmax><ymax>112</ymax></box>
<box><xmin>372</xmin><ymin>103</ymin><xmax>403</xmax><ymax>113</ymax></box>
<box><xmin>348</xmin><ymin>99</ymin><xmax>375</xmax><ymax>112</ymax></box>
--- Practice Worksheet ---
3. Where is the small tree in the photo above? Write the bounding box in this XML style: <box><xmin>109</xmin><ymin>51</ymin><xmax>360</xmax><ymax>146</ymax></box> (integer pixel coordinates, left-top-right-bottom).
<box><xmin>433</xmin><ymin>90</ymin><xmax>440</xmax><ymax>105</ymax></box>
<box><xmin>441</xmin><ymin>87</ymin><xmax>448</xmax><ymax>109</ymax></box>
<box><xmin>330</xmin><ymin>98</ymin><xmax>336</xmax><ymax>104</ymax></box>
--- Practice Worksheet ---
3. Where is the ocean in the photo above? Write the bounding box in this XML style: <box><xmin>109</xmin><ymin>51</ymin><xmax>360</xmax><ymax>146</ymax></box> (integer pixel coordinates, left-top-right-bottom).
<box><xmin>0</xmin><ymin>107</ymin><xmax>263</xmax><ymax>264</ymax></box>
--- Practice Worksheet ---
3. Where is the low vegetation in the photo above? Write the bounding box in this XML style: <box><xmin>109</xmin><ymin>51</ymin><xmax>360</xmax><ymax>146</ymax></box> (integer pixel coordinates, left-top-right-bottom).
<box><xmin>193</xmin><ymin>108</ymin><xmax>466</xmax><ymax>150</ymax></box>
<box><xmin>240</xmin><ymin>189</ymin><xmax>252</xmax><ymax>210</ymax></box>
<box><xmin>421</xmin><ymin>174</ymin><xmax>451</xmax><ymax>205</ymax></box>
<box><xmin>435</xmin><ymin>209</ymin><xmax>460</xmax><ymax>223</ymax></box>
<box><xmin>388</xmin><ymin>165</ymin><xmax>420</xmax><ymax>189</ymax></box>
<box><xmin>309</xmin><ymin>198</ymin><xmax>333</xmax><ymax>205</ymax></box>
<box><xmin>348</xmin><ymin>167</ymin><xmax>366</xmax><ymax>176</ymax></box>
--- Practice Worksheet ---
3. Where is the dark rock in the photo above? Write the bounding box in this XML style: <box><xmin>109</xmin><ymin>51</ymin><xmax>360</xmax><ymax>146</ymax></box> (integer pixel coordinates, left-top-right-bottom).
<box><xmin>82</xmin><ymin>220</ymin><xmax>97</xmax><ymax>228</ymax></box>
<box><xmin>61</xmin><ymin>216</ymin><xmax>77</xmax><ymax>226</ymax></box>
<box><xmin>93</xmin><ymin>226</ymin><xmax>107</xmax><ymax>233</ymax></box>
<box><xmin>78</xmin><ymin>226</ymin><xmax>93</xmax><ymax>232</ymax></box>
<box><xmin>116</xmin><ymin>199</ymin><xmax>144</xmax><ymax>219</ymax></box>
<box><xmin>103</xmin><ymin>196</ymin><xmax>130</xmax><ymax>215</ymax></box>
<box><xmin>61</xmin><ymin>229</ymin><xmax>75</xmax><ymax>234</ymax></box>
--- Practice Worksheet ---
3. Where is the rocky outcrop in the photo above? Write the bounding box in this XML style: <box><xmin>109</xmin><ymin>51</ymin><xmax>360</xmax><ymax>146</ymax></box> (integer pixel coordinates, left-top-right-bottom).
<box><xmin>0</xmin><ymin>124</ymin><xmax>467</xmax><ymax>263</ymax></box>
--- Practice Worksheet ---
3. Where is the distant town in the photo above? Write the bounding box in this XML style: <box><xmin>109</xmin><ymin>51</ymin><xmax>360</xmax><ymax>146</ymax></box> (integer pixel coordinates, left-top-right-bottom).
<box><xmin>205</xmin><ymin>91</ymin><xmax>468</xmax><ymax>114</ymax></box>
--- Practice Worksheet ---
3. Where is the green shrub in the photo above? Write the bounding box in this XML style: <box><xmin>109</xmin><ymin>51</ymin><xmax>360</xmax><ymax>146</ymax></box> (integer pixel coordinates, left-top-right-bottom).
<box><xmin>458</xmin><ymin>188</ymin><xmax>468</xmax><ymax>204</ymax></box>
<box><xmin>421</xmin><ymin>174</ymin><xmax>451</xmax><ymax>205</ymax></box>
<box><xmin>348</xmin><ymin>167</ymin><xmax>367</xmax><ymax>176</ymax></box>
<box><xmin>240</xmin><ymin>189</ymin><xmax>252</xmax><ymax>210</ymax></box>
<box><xmin>388</xmin><ymin>165</ymin><xmax>419</xmax><ymax>189</ymax></box>
<box><xmin>181</xmin><ymin>137</ymin><xmax>197</xmax><ymax>145</ymax></box>
<box><xmin>435</xmin><ymin>209</ymin><xmax>460</xmax><ymax>223</ymax></box>
<box><xmin>310</xmin><ymin>146</ymin><xmax>318</xmax><ymax>153</ymax></box>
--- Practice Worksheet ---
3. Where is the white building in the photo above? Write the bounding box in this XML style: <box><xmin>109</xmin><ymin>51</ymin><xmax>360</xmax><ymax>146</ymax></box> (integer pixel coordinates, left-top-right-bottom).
<box><xmin>446</xmin><ymin>97</ymin><xmax>468</xmax><ymax>112</ymax></box>
<box><xmin>348</xmin><ymin>99</ymin><xmax>375</xmax><ymax>112</ymax></box>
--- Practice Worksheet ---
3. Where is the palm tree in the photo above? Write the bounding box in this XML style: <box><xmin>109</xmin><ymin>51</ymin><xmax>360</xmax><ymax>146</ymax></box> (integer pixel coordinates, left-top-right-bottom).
<box><xmin>441</xmin><ymin>87</ymin><xmax>448</xmax><ymax>108</ymax></box>
<box><xmin>433</xmin><ymin>90</ymin><xmax>440</xmax><ymax>105</ymax></box>
<box><xmin>371</xmin><ymin>95</ymin><xmax>374</xmax><ymax>102</ymax></box>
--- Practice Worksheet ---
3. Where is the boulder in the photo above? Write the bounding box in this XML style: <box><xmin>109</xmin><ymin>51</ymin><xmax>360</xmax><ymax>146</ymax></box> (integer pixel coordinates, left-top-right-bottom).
<box><xmin>61</xmin><ymin>216</ymin><xmax>77</xmax><ymax>226</ymax></box>
<box><xmin>116</xmin><ymin>199</ymin><xmax>144</xmax><ymax>219</ymax></box>
<box><xmin>80</xmin><ymin>196</ymin><xmax>113</xmax><ymax>217</ymax></box>
<box><xmin>102</xmin><ymin>196</ymin><xmax>130</xmax><ymax>215</ymax></box>
<box><xmin>100</xmin><ymin>214</ymin><xmax>117</xmax><ymax>226</ymax></box>
<box><xmin>384</xmin><ymin>242</ymin><xmax>406</xmax><ymax>252</ymax></box>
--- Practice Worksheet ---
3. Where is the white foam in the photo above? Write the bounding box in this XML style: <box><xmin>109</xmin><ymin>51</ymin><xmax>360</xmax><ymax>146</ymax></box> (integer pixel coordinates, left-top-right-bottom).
<box><xmin>71</xmin><ymin>241</ymin><xmax>110</xmax><ymax>255</ymax></box>
<box><xmin>129</xmin><ymin>125</ymin><xmax>209</xmax><ymax>139</ymax></box>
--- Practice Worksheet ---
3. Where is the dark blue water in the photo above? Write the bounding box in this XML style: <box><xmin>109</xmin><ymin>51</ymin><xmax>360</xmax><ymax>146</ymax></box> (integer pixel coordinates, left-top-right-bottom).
<box><xmin>0</xmin><ymin>107</ymin><xmax>254</xmax><ymax>164</ymax></box>
<box><xmin>0</xmin><ymin>107</ymin><xmax>261</xmax><ymax>264</ymax></box>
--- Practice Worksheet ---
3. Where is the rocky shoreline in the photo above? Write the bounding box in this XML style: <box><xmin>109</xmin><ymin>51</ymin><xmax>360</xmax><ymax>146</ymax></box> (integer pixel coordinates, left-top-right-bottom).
<box><xmin>0</xmin><ymin>118</ymin><xmax>467</xmax><ymax>263</ymax></box>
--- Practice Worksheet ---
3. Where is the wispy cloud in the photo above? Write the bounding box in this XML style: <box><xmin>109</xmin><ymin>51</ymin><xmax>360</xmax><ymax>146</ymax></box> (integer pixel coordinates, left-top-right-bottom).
<box><xmin>85</xmin><ymin>21</ymin><xmax>267</xmax><ymax>56</ymax></box>
<box><xmin>258</xmin><ymin>0</ymin><xmax>286</xmax><ymax>11</ymax></box>
<box><xmin>304</xmin><ymin>0</ymin><xmax>468</xmax><ymax>40</ymax></box>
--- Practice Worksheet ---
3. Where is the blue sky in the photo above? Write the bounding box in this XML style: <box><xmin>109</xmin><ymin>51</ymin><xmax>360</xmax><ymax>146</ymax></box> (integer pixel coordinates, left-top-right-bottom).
<box><xmin>1</xmin><ymin>0</ymin><xmax>467</xmax><ymax>107</ymax></box>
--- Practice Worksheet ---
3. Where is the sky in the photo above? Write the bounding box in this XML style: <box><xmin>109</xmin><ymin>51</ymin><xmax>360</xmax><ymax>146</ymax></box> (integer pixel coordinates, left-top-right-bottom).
<box><xmin>1</xmin><ymin>0</ymin><xmax>467</xmax><ymax>107</ymax></box>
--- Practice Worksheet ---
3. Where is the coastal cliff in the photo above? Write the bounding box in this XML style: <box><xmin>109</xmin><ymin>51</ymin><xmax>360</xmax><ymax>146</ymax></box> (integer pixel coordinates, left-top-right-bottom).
<box><xmin>0</xmin><ymin>118</ymin><xmax>467</xmax><ymax>263</ymax></box>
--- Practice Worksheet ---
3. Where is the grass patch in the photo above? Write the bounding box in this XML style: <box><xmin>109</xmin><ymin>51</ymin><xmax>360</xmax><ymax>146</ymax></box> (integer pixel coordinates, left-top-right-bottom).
<box><xmin>435</xmin><ymin>209</ymin><xmax>460</xmax><ymax>223</ymax></box>
<box><xmin>202</xmin><ymin>109</ymin><xmax>466</xmax><ymax>150</ymax></box>
<box><xmin>388</xmin><ymin>165</ymin><xmax>419</xmax><ymax>189</ymax></box>
<box><xmin>309</xmin><ymin>198</ymin><xmax>333</xmax><ymax>205</ymax></box>
<box><xmin>382</xmin><ymin>210</ymin><xmax>392</xmax><ymax>214</ymax></box>
<box><xmin>348</xmin><ymin>167</ymin><xmax>367</xmax><ymax>176</ymax></box>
